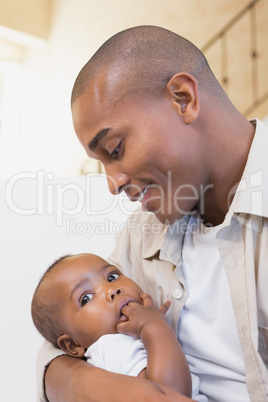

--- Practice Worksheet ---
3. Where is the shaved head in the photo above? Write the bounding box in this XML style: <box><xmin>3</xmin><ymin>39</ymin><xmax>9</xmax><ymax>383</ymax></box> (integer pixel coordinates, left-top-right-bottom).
<box><xmin>71</xmin><ymin>25</ymin><xmax>223</xmax><ymax>106</ymax></box>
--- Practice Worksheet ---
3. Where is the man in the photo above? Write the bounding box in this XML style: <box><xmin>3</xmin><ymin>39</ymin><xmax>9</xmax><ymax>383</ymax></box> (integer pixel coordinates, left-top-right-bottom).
<box><xmin>38</xmin><ymin>26</ymin><xmax>268</xmax><ymax>401</ymax></box>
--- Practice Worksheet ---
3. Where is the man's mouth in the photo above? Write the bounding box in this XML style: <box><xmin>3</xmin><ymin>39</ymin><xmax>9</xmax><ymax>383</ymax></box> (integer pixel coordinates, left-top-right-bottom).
<box><xmin>138</xmin><ymin>185</ymin><xmax>150</xmax><ymax>202</ymax></box>
<box><xmin>128</xmin><ymin>184</ymin><xmax>152</xmax><ymax>203</ymax></box>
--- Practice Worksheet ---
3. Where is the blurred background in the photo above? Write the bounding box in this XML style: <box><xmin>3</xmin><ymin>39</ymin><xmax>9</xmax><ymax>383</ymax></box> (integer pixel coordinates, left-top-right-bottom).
<box><xmin>0</xmin><ymin>0</ymin><xmax>267</xmax><ymax>400</ymax></box>
<box><xmin>0</xmin><ymin>0</ymin><xmax>267</xmax><ymax>180</ymax></box>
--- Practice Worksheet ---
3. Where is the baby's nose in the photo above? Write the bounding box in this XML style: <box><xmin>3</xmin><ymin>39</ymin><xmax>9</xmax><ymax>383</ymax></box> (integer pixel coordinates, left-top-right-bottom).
<box><xmin>108</xmin><ymin>288</ymin><xmax>121</xmax><ymax>300</ymax></box>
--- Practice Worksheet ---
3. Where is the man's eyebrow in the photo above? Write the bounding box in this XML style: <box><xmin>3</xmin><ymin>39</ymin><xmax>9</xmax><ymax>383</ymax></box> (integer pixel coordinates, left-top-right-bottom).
<box><xmin>88</xmin><ymin>128</ymin><xmax>111</xmax><ymax>151</ymax></box>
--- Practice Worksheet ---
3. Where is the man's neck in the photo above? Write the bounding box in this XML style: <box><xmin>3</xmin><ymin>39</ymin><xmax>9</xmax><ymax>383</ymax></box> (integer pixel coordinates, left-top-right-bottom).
<box><xmin>200</xmin><ymin>119</ymin><xmax>256</xmax><ymax>227</ymax></box>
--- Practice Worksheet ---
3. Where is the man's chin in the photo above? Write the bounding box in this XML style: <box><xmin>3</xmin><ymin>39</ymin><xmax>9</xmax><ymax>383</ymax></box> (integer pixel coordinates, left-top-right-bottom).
<box><xmin>153</xmin><ymin>211</ymin><xmax>183</xmax><ymax>225</ymax></box>
<box><xmin>141</xmin><ymin>201</ymin><xmax>184</xmax><ymax>224</ymax></box>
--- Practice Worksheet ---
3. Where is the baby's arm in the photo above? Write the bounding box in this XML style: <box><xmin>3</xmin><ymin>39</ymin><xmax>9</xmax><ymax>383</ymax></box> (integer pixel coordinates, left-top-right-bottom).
<box><xmin>117</xmin><ymin>293</ymin><xmax>192</xmax><ymax>397</ymax></box>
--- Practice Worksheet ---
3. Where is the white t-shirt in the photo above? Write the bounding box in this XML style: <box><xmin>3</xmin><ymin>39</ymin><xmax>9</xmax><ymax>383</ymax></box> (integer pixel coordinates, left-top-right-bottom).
<box><xmin>84</xmin><ymin>333</ymin><xmax>207</xmax><ymax>401</ymax></box>
<box><xmin>84</xmin><ymin>334</ymin><xmax>147</xmax><ymax>377</ymax></box>
<box><xmin>178</xmin><ymin>213</ymin><xmax>250</xmax><ymax>402</ymax></box>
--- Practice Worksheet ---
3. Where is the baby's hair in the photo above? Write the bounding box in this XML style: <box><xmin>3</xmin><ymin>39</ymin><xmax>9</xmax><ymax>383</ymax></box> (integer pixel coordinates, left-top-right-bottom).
<box><xmin>31</xmin><ymin>255</ymin><xmax>71</xmax><ymax>348</ymax></box>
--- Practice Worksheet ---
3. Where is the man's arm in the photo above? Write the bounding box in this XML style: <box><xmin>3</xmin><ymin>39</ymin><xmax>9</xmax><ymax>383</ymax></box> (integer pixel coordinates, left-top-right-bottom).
<box><xmin>45</xmin><ymin>354</ymin><xmax>194</xmax><ymax>402</ymax></box>
<box><xmin>118</xmin><ymin>294</ymin><xmax>192</xmax><ymax>397</ymax></box>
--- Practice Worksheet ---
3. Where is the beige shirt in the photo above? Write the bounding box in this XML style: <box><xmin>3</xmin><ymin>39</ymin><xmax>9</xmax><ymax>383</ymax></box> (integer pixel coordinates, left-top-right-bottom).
<box><xmin>37</xmin><ymin>119</ymin><xmax>268</xmax><ymax>401</ymax></box>
<box><xmin>109</xmin><ymin>119</ymin><xmax>268</xmax><ymax>401</ymax></box>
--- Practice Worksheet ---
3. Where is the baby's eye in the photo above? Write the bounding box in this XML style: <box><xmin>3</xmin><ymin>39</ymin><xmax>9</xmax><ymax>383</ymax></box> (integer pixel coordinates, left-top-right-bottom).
<box><xmin>108</xmin><ymin>273</ymin><xmax>119</xmax><ymax>282</ymax></box>
<box><xmin>81</xmin><ymin>293</ymin><xmax>93</xmax><ymax>306</ymax></box>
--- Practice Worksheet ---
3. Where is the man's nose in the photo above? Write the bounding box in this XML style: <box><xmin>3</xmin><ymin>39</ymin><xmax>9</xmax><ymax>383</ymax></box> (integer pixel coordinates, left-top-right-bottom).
<box><xmin>105</xmin><ymin>165</ymin><xmax>130</xmax><ymax>195</ymax></box>
<box><xmin>106</xmin><ymin>286</ymin><xmax>122</xmax><ymax>302</ymax></box>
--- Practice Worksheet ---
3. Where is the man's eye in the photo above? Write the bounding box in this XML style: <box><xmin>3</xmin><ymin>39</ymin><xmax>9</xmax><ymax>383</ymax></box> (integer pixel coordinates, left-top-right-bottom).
<box><xmin>108</xmin><ymin>273</ymin><xmax>119</xmax><ymax>282</ymax></box>
<box><xmin>81</xmin><ymin>293</ymin><xmax>93</xmax><ymax>306</ymax></box>
<box><xmin>110</xmin><ymin>142</ymin><xmax>121</xmax><ymax>158</ymax></box>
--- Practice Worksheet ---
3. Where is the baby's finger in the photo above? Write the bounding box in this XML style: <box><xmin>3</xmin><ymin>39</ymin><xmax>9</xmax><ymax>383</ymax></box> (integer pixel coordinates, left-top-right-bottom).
<box><xmin>117</xmin><ymin>321</ymin><xmax>134</xmax><ymax>336</ymax></box>
<box><xmin>116</xmin><ymin>321</ymin><xmax>127</xmax><ymax>334</ymax></box>
<box><xmin>140</xmin><ymin>293</ymin><xmax>154</xmax><ymax>307</ymax></box>
<box><xmin>158</xmin><ymin>300</ymin><xmax>171</xmax><ymax>315</ymax></box>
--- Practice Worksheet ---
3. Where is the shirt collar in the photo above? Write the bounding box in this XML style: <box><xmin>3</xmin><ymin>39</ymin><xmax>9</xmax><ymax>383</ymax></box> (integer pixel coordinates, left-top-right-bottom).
<box><xmin>230</xmin><ymin>119</ymin><xmax>268</xmax><ymax>218</ymax></box>
<box><xmin>143</xmin><ymin>215</ymin><xmax>188</xmax><ymax>265</ymax></box>
<box><xmin>142</xmin><ymin>224</ymin><xmax>168</xmax><ymax>259</ymax></box>
<box><xmin>159</xmin><ymin>215</ymin><xmax>189</xmax><ymax>265</ymax></box>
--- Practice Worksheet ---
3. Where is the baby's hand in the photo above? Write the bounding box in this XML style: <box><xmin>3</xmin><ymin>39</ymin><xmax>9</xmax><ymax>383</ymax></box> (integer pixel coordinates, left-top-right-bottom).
<box><xmin>116</xmin><ymin>293</ymin><xmax>171</xmax><ymax>338</ymax></box>
<box><xmin>158</xmin><ymin>298</ymin><xmax>171</xmax><ymax>315</ymax></box>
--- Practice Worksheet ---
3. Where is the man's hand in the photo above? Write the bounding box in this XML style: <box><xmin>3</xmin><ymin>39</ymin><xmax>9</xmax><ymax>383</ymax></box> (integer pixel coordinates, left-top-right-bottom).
<box><xmin>45</xmin><ymin>355</ymin><xmax>194</xmax><ymax>402</ymax></box>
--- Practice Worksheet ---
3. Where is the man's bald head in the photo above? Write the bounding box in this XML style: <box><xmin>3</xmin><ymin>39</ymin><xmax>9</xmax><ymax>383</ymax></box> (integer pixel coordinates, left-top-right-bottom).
<box><xmin>71</xmin><ymin>25</ymin><xmax>223</xmax><ymax>106</ymax></box>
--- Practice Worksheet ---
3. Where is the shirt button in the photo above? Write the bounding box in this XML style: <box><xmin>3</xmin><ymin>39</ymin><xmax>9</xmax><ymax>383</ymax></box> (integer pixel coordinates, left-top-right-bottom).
<box><xmin>173</xmin><ymin>289</ymin><xmax>183</xmax><ymax>299</ymax></box>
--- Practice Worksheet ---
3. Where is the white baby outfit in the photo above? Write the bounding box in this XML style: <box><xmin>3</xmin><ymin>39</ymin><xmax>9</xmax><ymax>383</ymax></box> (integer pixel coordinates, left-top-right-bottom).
<box><xmin>84</xmin><ymin>333</ymin><xmax>207</xmax><ymax>401</ymax></box>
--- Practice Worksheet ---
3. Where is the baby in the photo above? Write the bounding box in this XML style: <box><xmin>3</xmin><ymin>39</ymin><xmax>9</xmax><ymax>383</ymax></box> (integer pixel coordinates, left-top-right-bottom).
<box><xmin>31</xmin><ymin>253</ymin><xmax>206</xmax><ymax>400</ymax></box>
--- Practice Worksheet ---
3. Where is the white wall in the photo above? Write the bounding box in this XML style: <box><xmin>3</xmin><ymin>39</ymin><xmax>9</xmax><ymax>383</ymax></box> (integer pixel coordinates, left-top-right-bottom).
<box><xmin>0</xmin><ymin>173</ymin><xmax>137</xmax><ymax>401</ymax></box>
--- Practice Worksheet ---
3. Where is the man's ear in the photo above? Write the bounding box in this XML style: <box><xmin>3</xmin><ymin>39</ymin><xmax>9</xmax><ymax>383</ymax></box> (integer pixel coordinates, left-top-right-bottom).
<box><xmin>166</xmin><ymin>73</ymin><xmax>200</xmax><ymax>124</ymax></box>
<box><xmin>57</xmin><ymin>334</ymin><xmax>85</xmax><ymax>358</ymax></box>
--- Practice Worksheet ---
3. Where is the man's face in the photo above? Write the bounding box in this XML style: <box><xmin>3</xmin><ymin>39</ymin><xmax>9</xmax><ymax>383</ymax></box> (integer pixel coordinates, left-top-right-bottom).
<box><xmin>72</xmin><ymin>72</ymin><xmax>206</xmax><ymax>223</ymax></box>
<box><xmin>46</xmin><ymin>254</ymin><xmax>143</xmax><ymax>349</ymax></box>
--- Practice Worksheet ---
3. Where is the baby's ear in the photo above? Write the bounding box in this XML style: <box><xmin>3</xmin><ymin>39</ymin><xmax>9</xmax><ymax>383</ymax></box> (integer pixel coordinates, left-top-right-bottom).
<box><xmin>57</xmin><ymin>334</ymin><xmax>85</xmax><ymax>358</ymax></box>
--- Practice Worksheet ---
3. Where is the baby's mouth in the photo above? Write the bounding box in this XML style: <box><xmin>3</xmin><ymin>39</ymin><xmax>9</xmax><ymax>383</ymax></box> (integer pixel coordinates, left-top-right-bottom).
<box><xmin>120</xmin><ymin>311</ymin><xmax>128</xmax><ymax>321</ymax></box>
<box><xmin>118</xmin><ymin>297</ymin><xmax>136</xmax><ymax>319</ymax></box>
<box><xmin>120</xmin><ymin>302</ymin><xmax>129</xmax><ymax>320</ymax></box>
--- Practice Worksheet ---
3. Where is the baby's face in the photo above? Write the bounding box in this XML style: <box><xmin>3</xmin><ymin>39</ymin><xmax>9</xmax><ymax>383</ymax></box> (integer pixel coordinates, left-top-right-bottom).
<box><xmin>47</xmin><ymin>253</ymin><xmax>143</xmax><ymax>349</ymax></box>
